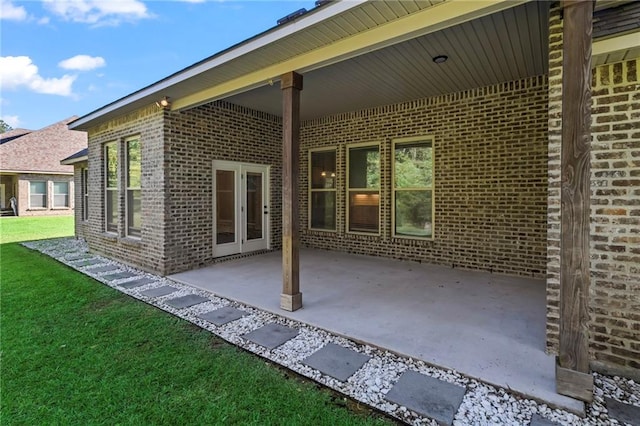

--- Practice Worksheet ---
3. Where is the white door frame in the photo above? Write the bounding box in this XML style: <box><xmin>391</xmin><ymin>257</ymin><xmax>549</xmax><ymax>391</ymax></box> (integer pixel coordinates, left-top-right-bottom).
<box><xmin>212</xmin><ymin>160</ymin><xmax>270</xmax><ymax>257</ymax></box>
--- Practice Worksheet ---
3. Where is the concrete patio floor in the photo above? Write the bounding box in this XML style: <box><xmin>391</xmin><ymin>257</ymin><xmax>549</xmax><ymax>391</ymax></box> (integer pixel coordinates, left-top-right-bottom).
<box><xmin>169</xmin><ymin>248</ymin><xmax>583</xmax><ymax>413</ymax></box>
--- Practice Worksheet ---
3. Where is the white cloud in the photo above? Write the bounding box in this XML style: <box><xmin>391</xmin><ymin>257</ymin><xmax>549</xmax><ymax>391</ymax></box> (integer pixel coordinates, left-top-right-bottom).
<box><xmin>2</xmin><ymin>115</ymin><xmax>21</xmax><ymax>128</ymax></box>
<box><xmin>0</xmin><ymin>0</ymin><xmax>28</xmax><ymax>21</ymax></box>
<box><xmin>42</xmin><ymin>0</ymin><xmax>151</xmax><ymax>26</ymax></box>
<box><xmin>59</xmin><ymin>55</ymin><xmax>106</xmax><ymax>71</ymax></box>
<box><xmin>0</xmin><ymin>56</ymin><xmax>76</xmax><ymax>96</ymax></box>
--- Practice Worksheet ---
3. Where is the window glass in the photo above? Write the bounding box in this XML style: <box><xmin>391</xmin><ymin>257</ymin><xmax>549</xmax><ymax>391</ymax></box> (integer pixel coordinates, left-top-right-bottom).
<box><xmin>309</xmin><ymin>149</ymin><xmax>337</xmax><ymax>231</ymax></box>
<box><xmin>105</xmin><ymin>142</ymin><xmax>117</xmax><ymax>233</ymax></box>
<box><xmin>393</xmin><ymin>139</ymin><xmax>434</xmax><ymax>238</ymax></box>
<box><xmin>53</xmin><ymin>182</ymin><xmax>69</xmax><ymax>207</ymax></box>
<box><xmin>347</xmin><ymin>145</ymin><xmax>379</xmax><ymax>233</ymax></box>
<box><xmin>30</xmin><ymin>181</ymin><xmax>47</xmax><ymax>208</ymax></box>
<box><xmin>126</xmin><ymin>138</ymin><xmax>141</xmax><ymax>237</ymax></box>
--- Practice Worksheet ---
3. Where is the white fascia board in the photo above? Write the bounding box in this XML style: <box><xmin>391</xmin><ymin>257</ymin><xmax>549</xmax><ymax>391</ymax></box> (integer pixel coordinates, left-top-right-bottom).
<box><xmin>68</xmin><ymin>0</ymin><xmax>367</xmax><ymax>130</ymax></box>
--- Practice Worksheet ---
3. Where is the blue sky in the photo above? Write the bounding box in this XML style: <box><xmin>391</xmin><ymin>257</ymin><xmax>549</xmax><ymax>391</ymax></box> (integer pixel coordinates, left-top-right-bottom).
<box><xmin>0</xmin><ymin>0</ymin><xmax>312</xmax><ymax>130</ymax></box>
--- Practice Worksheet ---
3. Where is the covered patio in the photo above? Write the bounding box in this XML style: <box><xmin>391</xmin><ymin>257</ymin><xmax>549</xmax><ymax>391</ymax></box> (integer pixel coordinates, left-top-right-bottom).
<box><xmin>169</xmin><ymin>249</ymin><xmax>583</xmax><ymax>413</ymax></box>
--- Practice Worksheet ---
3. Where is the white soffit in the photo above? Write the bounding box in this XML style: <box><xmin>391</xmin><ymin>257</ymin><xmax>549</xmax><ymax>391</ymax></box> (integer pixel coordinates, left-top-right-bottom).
<box><xmin>593</xmin><ymin>31</ymin><xmax>640</xmax><ymax>66</ymax></box>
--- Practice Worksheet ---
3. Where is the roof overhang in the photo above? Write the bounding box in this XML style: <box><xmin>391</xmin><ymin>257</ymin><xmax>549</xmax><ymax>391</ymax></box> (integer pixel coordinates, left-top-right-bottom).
<box><xmin>69</xmin><ymin>0</ymin><xmax>528</xmax><ymax>131</ymax></box>
<box><xmin>60</xmin><ymin>156</ymin><xmax>88</xmax><ymax>166</ymax></box>
<box><xmin>592</xmin><ymin>30</ymin><xmax>640</xmax><ymax>66</ymax></box>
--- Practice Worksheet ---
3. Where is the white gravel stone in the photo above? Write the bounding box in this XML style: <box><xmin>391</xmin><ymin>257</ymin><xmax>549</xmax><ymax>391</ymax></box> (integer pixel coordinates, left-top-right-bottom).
<box><xmin>24</xmin><ymin>237</ymin><xmax>640</xmax><ymax>426</ymax></box>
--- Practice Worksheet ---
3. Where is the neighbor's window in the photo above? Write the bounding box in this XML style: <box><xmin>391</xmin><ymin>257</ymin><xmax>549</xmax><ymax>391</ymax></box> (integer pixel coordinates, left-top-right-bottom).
<box><xmin>53</xmin><ymin>182</ymin><xmax>69</xmax><ymax>208</ymax></box>
<box><xmin>393</xmin><ymin>138</ymin><xmax>434</xmax><ymax>238</ymax></box>
<box><xmin>347</xmin><ymin>143</ymin><xmax>380</xmax><ymax>234</ymax></box>
<box><xmin>309</xmin><ymin>149</ymin><xmax>337</xmax><ymax>231</ymax></box>
<box><xmin>29</xmin><ymin>181</ymin><xmax>47</xmax><ymax>208</ymax></box>
<box><xmin>126</xmin><ymin>138</ymin><xmax>141</xmax><ymax>237</ymax></box>
<box><xmin>81</xmin><ymin>168</ymin><xmax>89</xmax><ymax>221</ymax></box>
<box><xmin>105</xmin><ymin>142</ymin><xmax>118</xmax><ymax>233</ymax></box>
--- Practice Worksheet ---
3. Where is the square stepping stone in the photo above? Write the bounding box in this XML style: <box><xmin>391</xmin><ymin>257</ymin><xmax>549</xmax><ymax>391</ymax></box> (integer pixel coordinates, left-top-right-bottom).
<box><xmin>529</xmin><ymin>414</ymin><xmax>561</xmax><ymax>426</ymax></box>
<box><xmin>103</xmin><ymin>271</ymin><xmax>137</xmax><ymax>281</ymax></box>
<box><xmin>72</xmin><ymin>258</ymin><xmax>102</xmax><ymax>267</ymax></box>
<box><xmin>243</xmin><ymin>323</ymin><xmax>298</xmax><ymax>349</ymax></box>
<box><xmin>87</xmin><ymin>265</ymin><xmax>120</xmax><ymax>273</ymax></box>
<box><xmin>606</xmin><ymin>398</ymin><xmax>640</xmax><ymax>426</ymax></box>
<box><xmin>302</xmin><ymin>343</ymin><xmax>371</xmax><ymax>382</ymax></box>
<box><xmin>65</xmin><ymin>253</ymin><xmax>90</xmax><ymax>261</ymax></box>
<box><xmin>198</xmin><ymin>307</ymin><xmax>247</xmax><ymax>326</ymax></box>
<box><xmin>140</xmin><ymin>285</ymin><xmax>178</xmax><ymax>298</ymax></box>
<box><xmin>165</xmin><ymin>294</ymin><xmax>209</xmax><ymax>309</ymax></box>
<box><xmin>384</xmin><ymin>370</ymin><xmax>465</xmax><ymax>426</ymax></box>
<box><xmin>119</xmin><ymin>277</ymin><xmax>156</xmax><ymax>288</ymax></box>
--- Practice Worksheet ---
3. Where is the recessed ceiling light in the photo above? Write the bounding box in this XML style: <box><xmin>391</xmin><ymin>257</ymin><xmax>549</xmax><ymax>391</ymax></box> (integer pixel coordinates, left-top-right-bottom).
<box><xmin>432</xmin><ymin>55</ymin><xmax>448</xmax><ymax>64</ymax></box>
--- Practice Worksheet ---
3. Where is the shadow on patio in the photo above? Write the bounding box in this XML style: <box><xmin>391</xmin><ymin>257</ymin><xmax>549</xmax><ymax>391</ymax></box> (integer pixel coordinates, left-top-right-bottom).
<box><xmin>169</xmin><ymin>248</ymin><xmax>582</xmax><ymax>412</ymax></box>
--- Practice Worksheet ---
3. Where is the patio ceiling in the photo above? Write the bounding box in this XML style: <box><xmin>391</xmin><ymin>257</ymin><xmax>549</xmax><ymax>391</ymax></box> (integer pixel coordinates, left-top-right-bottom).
<box><xmin>226</xmin><ymin>1</ymin><xmax>549</xmax><ymax>121</ymax></box>
<box><xmin>68</xmin><ymin>0</ymin><xmax>637</xmax><ymax>130</ymax></box>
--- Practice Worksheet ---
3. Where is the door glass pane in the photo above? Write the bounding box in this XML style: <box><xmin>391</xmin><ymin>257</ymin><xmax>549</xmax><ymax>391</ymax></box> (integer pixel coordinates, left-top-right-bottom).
<box><xmin>216</xmin><ymin>170</ymin><xmax>235</xmax><ymax>245</ymax></box>
<box><xmin>246</xmin><ymin>172</ymin><xmax>263</xmax><ymax>241</ymax></box>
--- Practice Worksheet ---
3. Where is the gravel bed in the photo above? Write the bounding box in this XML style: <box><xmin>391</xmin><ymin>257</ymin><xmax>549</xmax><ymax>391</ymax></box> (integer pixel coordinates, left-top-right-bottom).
<box><xmin>24</xmin><ymin>238</ymin><xmax>640</xmax><ymax>426</ymax></box>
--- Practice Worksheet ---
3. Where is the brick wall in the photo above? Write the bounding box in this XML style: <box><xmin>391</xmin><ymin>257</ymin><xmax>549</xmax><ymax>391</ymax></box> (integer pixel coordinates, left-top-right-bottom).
<box><xmin>546</xmin><ymin>4</ymin><xmax>640</xmax><ymax>376</ymax></box>
<box><xmin>300</xmin><ymin>76</ymin><xmax>549</xmax><ymax>278</ymax></box>
<box><xmin>84</xmin><ymin>105</ymin><xmax>167</xmax><ymax>274</ymax></box>
<box><xmin>16</xmin><ymin>174</ymin><xmax>74</xmax><ymax>216</ymax></box>
<box><xmin>163</xmin><ymin>101</ymin><xmax>282</xmax><ymax>274</ymax></box>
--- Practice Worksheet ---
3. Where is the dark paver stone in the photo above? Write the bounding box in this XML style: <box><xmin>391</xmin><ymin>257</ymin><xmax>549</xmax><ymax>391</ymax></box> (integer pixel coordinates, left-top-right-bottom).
<box><xmin>72</xmin><ymin>258</ymin><xmax>102</xmax><ymax>267</ymax></box>
<box><xmin>529</xmin><ymin>414</ymin><xmax>561</xmax><ymax>426</ymax></box>
<box><xmin>103</xmin><ymin>272</ymin><xmax>137</xmax><ymax>281</ymax></box>
<box><xmin>198</xmin><ymin>307</ymin><xmax>247</xmax><ymax>325</ymax></box>
<box><xmin>87</xmin><ymin>265</ymin><xmax>120</xmax><ymax>273</ymax></box>
<box><xmin>140</xmin><ymin>286</ymin><xmax>178</xmax><ymax>298</ymax></box>
<box><xmin>65</xmin><ymin>253</ymin><xmax>91</xmax><ymax>261</ymax></box>
<box><xmin>302</xmin><ymin>343</ymin><xmax>371</xmax><ymax>382</ymax></box>
<box><xmin>384</xmin><ymin>370</ymin><xmax>465</xmax><ymax>426</ymax></box>
<box><xmin>165</xmin><ymin>294</ymin><xmax>209</xmax><ymax>309</ymax></box>
<box><xmin>243</xmin><ymin>323</ymin><xmax>298</xmax><ymax>349</ymax></box>
<box><xmin>606</xmin><ymin>397</ymin><xmax>640</xmax><ymax>426</ymax></box>
<box><xmin>119</xmin><ymin>277</ymin><xmax>156</xmax><ymax>288</ymax></box>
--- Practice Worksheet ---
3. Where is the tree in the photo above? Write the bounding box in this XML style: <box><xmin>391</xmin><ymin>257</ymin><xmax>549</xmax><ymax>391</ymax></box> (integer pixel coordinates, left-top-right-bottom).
<box><xmin>0</xmin><ymin>119</ymin><xmax>13</xmax><ymax>134</ymax></box>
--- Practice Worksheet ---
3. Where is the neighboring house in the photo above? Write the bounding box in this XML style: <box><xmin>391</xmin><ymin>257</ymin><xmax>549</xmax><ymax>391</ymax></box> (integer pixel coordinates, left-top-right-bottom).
<box><xmin>0</xmin><ymin>117</ymin><xmax>87</xmax><ymax>216</ymax></box>
<box><xmin>67</xmin><ymin>0</ymin><xmax>639</xmax><ymax>402</ymax></box>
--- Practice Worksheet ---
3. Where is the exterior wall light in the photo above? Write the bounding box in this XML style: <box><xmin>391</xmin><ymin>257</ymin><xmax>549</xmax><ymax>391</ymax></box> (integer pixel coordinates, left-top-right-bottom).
<box><xmin>156</xmin><ymin>97</ymin><xmax>171</xmax><ymax>109</ymax></box>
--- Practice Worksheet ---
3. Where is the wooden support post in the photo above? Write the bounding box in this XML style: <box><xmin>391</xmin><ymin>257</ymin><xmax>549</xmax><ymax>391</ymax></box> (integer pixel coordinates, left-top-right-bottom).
<box><xmin>280</xmin><ymin>71</ymin><xmax>303</xmax><ymax>311</ymax></box>
<box><xmin>557</xmin><ymin>0</ymin><xmax>594</xmax><ymax>403</ymax></box>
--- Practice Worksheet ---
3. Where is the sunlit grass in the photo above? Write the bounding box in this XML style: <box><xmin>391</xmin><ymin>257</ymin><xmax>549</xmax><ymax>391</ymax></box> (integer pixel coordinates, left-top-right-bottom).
<box><xmin>0</xmin><ymin>217</ymin><xmax>391</xmax><ymax>425</ymax></box>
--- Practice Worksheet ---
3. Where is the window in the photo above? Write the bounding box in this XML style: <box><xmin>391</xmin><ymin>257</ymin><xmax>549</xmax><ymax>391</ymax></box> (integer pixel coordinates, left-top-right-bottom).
<box><xmin>105</xmin><ymin>142</ymin><xmax>118</xmax><ymax>233</ymax></box>
<box><xmin>53</xmin><ymin>182</ymin><xmax>69</xmax><ymax>208</ymax></box>
<box><xmin>347</xmin><ymin>143</ymin><xmax>380</xmax><ymax>234</ymax></box>
<box><xmin>393</xmin><ymin>137</ymin><xmax>434</xmax><ymax>238</ymax></box>
<box><xmin>126</xmin><ymin>138</ymin><xmax>141</xmax><ymax>237</ymax></box>
<box><xmin>30</xmin><ymin>181</ymin><xmax>47</xmax><ymax>208</ymax></box>
<box><xmin>81</xmin><ymin>168</ymin><xmax>89</xmax><ymax>221</ymax></box>
<box><xmin>309</xmin><ymin>149</ymin><xmax>336</xmax><ymax>231</ymax></box>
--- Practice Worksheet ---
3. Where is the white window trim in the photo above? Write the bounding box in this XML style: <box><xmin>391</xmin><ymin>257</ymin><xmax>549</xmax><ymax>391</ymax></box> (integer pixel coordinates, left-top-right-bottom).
<box><xmin>346</xmin><ymin>141</ymin><xmax>381</xmax><ymax>236</ymax></box>
<box><xmin>29</xmin><ymin>180</ymin><xmax>48</xmax><ymax>209</ymax></box>
<box><xmin>308</xmin><ymin>146</ymin><xmax>338</xmax><ymax>232</ymax></box>
<box><xmin>104</xmin><ymin>141</ymin><xmax>118</xmax><ymax>234</ymax></box>
<box><xmin>125</xmin><ymin>136</ymin><xmax>141</xmax><ymax>239</ymax></box>
<box><xmin>391</xmin><ymin>135</ymin><xmax>435</xmax><ymax>240</ymax></box>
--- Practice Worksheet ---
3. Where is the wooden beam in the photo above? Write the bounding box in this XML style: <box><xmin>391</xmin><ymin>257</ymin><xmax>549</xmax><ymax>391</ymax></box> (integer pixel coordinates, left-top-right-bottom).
<box><xmin>557</xmin><ymin>0</ymin><xmax>594</xmax><ymax>403</ymax></box>
<box><xmin>280</xmin><ymin>71</ymin><xmax>303</xmax><ymax>312</ymax></box>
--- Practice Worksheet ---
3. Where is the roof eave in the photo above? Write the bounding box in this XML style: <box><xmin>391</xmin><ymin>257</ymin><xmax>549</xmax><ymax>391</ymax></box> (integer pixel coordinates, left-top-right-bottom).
<box><xmin>68</xmin><ymin>0</ymin><xmax>367</xmax><ymax>131</ymax></box>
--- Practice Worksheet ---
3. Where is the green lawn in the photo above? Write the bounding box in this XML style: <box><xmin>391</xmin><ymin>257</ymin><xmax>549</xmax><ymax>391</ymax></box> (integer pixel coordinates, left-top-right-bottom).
<box><xmin>0</xmin><ymin>217</ymin><xmax>390</xmax><ymax>425</ymax></box>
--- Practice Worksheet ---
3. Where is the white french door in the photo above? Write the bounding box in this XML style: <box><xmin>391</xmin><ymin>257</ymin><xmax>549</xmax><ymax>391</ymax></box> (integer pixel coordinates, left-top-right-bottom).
<box><xmin>213</xmin><ymin>160</ymin><xmax>270</xmax><ymax>257</ymax></box>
